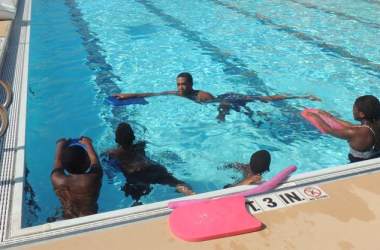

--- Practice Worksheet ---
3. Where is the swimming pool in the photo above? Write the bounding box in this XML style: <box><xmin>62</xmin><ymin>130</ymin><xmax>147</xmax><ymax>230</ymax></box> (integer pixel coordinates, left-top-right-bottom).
<box><xmin>24</xmin><ymin>0</ymin><xmax>380</xmax><ymax>226</ymax></box>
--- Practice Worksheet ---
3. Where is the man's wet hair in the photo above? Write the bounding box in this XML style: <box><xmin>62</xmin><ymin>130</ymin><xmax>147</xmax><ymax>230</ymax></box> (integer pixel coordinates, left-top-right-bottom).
<box><xmin>176</xmin><ymin>72</ymin><xmax>193</xmax><ymax>85</ymax></box>
<box><xmin>249</xmin><ymin>150</ymin><xmax>271</xmax><ymax>175</ymax></box>
<box><xmin>62</xmin><ymin>145</ymin><xmax>90</xmax><ymax>174</ymax></box>
<box><xmin>116</xmin><ymin>122</ymin><xmax>135</xmax><ymax>149</ymax></box>
<box><xmin>354</xmin><ymin>95</ymin><xmax>380</xmax><ymax>123</ymax></box>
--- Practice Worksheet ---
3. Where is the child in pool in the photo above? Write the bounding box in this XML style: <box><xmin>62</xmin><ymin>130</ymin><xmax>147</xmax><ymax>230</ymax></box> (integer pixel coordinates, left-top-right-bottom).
<box><xmin>224</xmin><ymin>150</ymin><xmax>271</xmax><ymax>188</ymax></box>
<box><xmin>106</xmin><ymin>122</ymin><xmax>194</xmax><ymax>206</ymax></box>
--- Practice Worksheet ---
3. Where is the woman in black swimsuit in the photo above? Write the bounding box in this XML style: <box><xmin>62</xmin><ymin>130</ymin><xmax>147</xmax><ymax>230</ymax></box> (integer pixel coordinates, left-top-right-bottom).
<box><xmin>307</xmin><ymin>95</ymin><xmax>380</xmax><ymax>163</ymax></box>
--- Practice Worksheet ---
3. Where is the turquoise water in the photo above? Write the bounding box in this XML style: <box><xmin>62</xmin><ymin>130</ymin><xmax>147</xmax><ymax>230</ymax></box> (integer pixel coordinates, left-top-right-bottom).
<box><xmin>25</xmin><ymin>0</ymin><xmax>380</xmax><ymax>226</ymax></box>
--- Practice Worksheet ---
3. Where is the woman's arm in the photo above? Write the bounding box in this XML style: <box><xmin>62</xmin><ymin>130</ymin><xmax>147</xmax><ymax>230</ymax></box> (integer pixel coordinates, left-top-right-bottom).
<box><xmin>308</xmin><ymin>113</ymin><xmax>355</xmax><ymax>140</ymax></box>
<box><xmin>315</xmin><ymin>110</ymin><xmax>353</xmax><ymax>127</ymax></box>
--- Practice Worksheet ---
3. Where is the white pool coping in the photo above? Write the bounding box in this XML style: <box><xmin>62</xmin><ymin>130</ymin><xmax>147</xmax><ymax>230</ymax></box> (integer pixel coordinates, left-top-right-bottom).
<box><xmin>1</xmin><ymin>0</ymin><xmax>380</xmax><ymax>248</ymax></box>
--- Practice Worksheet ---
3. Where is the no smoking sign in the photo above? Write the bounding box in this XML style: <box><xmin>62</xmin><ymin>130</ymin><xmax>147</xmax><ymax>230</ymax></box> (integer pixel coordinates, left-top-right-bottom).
<box><xmin>299</xmin><ymin>186</ymin><xmax>329</xmax><ymax>200</ymax></box>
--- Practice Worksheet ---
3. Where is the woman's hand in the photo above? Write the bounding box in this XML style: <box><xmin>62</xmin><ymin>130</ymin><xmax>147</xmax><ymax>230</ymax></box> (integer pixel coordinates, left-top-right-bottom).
<box><xmin>316</xmin><ymin>109</ymin><xmax>334</xmax><ymax>117</ymax></box>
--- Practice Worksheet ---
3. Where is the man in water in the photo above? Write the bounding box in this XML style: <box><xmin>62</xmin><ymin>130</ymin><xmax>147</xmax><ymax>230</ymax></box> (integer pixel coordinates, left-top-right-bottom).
<box><xmin>106</xmin><ymin>122</ymin><xmax>194</xmax><ymax>206</ymax></box>
<box><xmin>112</xmin><ymin>72</ymin><xmax>320</xmax><ymax>121</ymax></box>
<box><xmin>113</xmin><ymin>72</ymin><xmax>214</xmax><ymax>103</ymax></box>
<box><xmin>224</xmin><ymin>150</ymin><xmax>271</xmax><ymax>188</ymax></box>
<box><xmin>51</xmin><ymin>137</ymin><xmax>103</xmax><ymax>219</ymax></box>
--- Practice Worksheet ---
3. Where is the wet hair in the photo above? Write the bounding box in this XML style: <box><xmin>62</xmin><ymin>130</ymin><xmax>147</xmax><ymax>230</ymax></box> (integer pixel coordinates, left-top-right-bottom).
<box><xmin>354</xmin><ymin>95</ymin><xmax>380</xmax><ymax>123</ymax></box>
<box><xmin>176</xmin><ymin>72</ymin><xmax>193</xmax><ymax>85</ymax></box>
<box><xmin>116</xmin><ymin>122</ymin><xmax>135</xmax><ymax>149</ymax></box>
<box><xmin>61</xmin><ymin>145</ymin><xmax>90</xmax><ymax>174</ymax></box>
<box><xmin>123</xmin><ymin>182</ymin><xmax>152</xmax><ymax>204</ymax></box>
<box><xmin>249</xmin><ymin>150</ymin><xmax>271</xmax><ymax>175</ymax></box>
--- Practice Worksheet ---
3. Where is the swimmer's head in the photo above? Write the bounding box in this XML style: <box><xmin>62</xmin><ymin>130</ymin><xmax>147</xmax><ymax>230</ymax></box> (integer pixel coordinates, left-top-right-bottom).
<box><xmin>353</xmin><ymin>95</ymin><xmax>380</xmax><ymax>122</ymax></box>
<box><xmin>249</xmin><ymin>150</ymin><xmax>271</xmax><ymax>175</ymax></box>
<box><xmin>116</xmin><ymin>122</ymin><xmax>135</xmax><ymax>149</ymax></box>
<box><xmin>123</xmin><ymin>182</ymin><xmax>152</xmax><ymax>202</ymax></box>
<box><xmin>176</xmin><ymin>72</ymin><xmax>193</xmax><ymax>96</ymax></box>
<box><xmin>62</xmin><ymin>145</ymin><xmax>90</xmax><ymax>174</ymax></box>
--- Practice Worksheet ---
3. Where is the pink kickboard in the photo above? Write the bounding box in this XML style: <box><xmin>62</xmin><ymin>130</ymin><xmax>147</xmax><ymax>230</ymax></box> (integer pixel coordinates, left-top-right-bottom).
<box><xmin>168</xmin><ymin>165</ymin><xmax>297</xmax><ymax>209</ymax></box>
<box><xmin>301</xmin><ymin>108</ymin><xmax>344</xmax><ymax>133</ymax></box>
<box><xmin>169</xmin><ymin>195</ymin><xmax>262</xmax><ymax>242</ymax></box>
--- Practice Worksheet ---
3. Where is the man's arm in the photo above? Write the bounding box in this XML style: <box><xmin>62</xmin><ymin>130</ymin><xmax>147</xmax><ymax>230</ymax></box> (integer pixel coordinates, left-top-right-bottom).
<box><xmin>252</xmin><ymin>94</ymin><xmax>321</xmax><ymax>102</ymax></box>
<box><xmin>80</xmin><ymin>137</ymin><xmax>101</xmax><ymax>169</ymax></box>
<box><xmin>54</xmin><ymin>138</ymin><xmax>68</xmax><ymax>170</ymax></box>
<box><xmin>112</xmin><ymin>90</ymin><xmax>177</xmax><ymax>100</ymax></box>
<box><xmin>51</xmin><ymin>139</ymin><xmax>68</xmax><ymax>185</ymax></box>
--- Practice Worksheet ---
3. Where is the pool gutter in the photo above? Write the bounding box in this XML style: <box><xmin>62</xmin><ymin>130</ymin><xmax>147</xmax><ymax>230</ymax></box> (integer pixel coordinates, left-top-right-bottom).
<box><xmin>1</xmin><ymin>0</ymin><xmax>380</xmax><ymax>248</ymax></box>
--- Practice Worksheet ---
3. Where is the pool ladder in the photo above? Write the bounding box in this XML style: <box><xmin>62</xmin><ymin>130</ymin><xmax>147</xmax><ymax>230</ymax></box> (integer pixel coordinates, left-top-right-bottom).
<box><xmin>0</xmin><ymin>80</ymin><xmax>13</xmax><ymax>137</ymax></box>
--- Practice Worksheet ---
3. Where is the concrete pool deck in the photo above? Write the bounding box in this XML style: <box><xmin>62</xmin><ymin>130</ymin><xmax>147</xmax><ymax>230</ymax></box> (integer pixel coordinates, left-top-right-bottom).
<box><xmin>0</xmin><ymin>0</ymin><xmax>379</xmax><ymax>249</ymax></box>
<box><xmin>16</xmin><ymin>168</ymin><xmax>380</xmax><ymax>250</ymax></box>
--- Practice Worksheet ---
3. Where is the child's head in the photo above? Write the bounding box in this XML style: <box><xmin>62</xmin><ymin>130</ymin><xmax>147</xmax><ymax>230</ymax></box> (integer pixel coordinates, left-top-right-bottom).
<box><xmin>116</xmin><ymin>122</ymin><xmax>135</xmax><ymax>148</ymax></box>
<box><xmin>62</xmin><ymin>145</ymin><xmax>90</xmax><ymax>174</ymax></box>
<box><xmin>249</xmin><ymin>150</ymin><xmax>271</xmax><ymax>175</ymax></box>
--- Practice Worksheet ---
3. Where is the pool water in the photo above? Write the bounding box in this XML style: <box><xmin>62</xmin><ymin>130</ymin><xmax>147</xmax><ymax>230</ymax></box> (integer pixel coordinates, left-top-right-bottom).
<box><xmin>24</xmin><ymin>0</ymin><xmax>380</xmax><ymax>226</ymax></box>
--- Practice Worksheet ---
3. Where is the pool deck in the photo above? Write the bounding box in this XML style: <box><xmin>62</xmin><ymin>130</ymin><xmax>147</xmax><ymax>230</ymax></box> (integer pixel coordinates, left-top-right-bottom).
<box><xmin>15</xmin><ymin>169</ymin><xmax>380</xmax><ymax>250</ymax></box>
<box><xmin>0</xmin><ymin>20</ymin><xmax>11</xmax><ymax>76</ymax></box>
<box><xmin>0</xmin><ymin>21</ymin><xmax>11</xmax><ymax>39</ymax></box>
<box><xmin>0</xmin><ymin>0</ymin><xmax>380</xmax><ymax>249</ymax></box>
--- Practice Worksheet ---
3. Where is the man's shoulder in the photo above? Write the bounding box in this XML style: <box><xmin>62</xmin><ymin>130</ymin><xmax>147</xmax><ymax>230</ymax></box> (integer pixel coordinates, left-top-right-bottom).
<box><xmin>197</xmin><ymin>90</ymin><xmax>215</xmax><ymax>101</ymax></box>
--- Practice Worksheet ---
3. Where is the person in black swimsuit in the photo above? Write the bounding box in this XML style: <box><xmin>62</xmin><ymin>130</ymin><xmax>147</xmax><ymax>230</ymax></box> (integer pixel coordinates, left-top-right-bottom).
<box><xmin>307</xmin><ymin>95</ymin><xmax>380</xmax><ymax>163</ymax></box>
<box><xmin>112</xmin><ymin>72</ymin><xmax>320</xmax><ymax>121</ymax></box>
<box><xmin>106</xmin><ymin>122</ymin><xmax>194</xmax><ymax>206</ymax></box>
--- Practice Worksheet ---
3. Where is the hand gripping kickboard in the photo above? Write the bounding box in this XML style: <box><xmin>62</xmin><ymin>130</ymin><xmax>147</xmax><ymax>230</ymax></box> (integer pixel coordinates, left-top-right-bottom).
<box><xmin>106</xmin><ymin>96</ymin><xmax>148</xmax><ymax>106</ymax></box>
<box><xmin>168</xmin><ymin>195</ymin><xmax>262</xmax><ymax>242</ymax></box>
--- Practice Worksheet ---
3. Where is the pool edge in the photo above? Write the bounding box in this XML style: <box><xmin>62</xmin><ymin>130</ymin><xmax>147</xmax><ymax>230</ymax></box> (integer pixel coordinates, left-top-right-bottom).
<box><xmin>2</xmin><ymin>0</ymin><xmax>380</xmax><ymax>248</ymax></box>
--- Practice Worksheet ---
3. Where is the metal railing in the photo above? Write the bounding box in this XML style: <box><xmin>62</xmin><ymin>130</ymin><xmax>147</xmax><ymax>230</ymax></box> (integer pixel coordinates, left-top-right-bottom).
<box><xmin>0</xmin><ymin>80</ymin><xmax>13</xmax><ymax>136</ymax></box>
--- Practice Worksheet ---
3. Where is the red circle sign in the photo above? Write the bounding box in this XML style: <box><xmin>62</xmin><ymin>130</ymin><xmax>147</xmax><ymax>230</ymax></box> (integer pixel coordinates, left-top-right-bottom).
<box><xmin>304</xmin><ymin>187</ymin><xmax>322</xmax><ymax>198</ymax></box>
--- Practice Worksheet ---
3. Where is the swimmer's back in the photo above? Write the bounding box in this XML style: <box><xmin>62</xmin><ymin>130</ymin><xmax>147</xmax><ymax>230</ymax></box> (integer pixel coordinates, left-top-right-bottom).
<box><xmin>51</xmin><ymin>167</ymin><xmax>102</xmax><ymax>219</ymax></box>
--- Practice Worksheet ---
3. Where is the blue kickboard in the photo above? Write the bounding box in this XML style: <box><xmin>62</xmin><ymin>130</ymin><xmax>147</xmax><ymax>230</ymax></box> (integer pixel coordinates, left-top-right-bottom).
<box><xmin>68</xmin><ymin>138</ymin><xmax>87</xmax><ymax>150</ymax></box>
<box><xmin>106</xmin><ymin>96</ymin><xmax>148</xmax><ymax>106</ymax></box>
